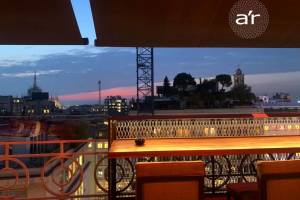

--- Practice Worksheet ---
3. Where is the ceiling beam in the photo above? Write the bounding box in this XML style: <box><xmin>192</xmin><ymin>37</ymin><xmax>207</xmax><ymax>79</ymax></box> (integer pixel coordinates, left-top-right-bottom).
<box><xmin>0</xmin><ymin>0</ymin><xmax>88</xmax><ymax>45</ymax></box>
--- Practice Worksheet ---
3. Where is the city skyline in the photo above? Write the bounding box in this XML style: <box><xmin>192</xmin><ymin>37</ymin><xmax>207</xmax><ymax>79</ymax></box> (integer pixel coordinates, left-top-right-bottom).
<box><xmin>0</xmin><ymin>0</ymin><xmax>299</xmax><ymax>104</ymax></box>
<box><xmin>1</xmin><ymin>63</ymin><xmax>299</xmax><ymax>106</ymax></box>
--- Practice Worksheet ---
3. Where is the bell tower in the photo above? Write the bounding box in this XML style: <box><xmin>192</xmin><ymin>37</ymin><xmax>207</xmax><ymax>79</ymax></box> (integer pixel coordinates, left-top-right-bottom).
<box><xmin>233</xmin><ymin>67</ymin><xmax>245</xmax><ymax>87</ymax></box>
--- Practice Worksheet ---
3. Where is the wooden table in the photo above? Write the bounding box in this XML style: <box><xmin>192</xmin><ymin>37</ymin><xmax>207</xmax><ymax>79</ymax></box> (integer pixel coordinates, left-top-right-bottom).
<box><xmin>109</xmin><ymin>135</ymin><xmax>300</xmax><ymax>158</ymax></box>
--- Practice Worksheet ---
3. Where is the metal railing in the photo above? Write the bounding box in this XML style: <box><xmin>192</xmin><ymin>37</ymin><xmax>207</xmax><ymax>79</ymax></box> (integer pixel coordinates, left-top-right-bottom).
<box><xmin>111</xmin><ymin>113</ymin><xmax>300</xmax><ymax>139</ymax></box>
<box><xmin>0</xmin><ymin>139</ymin><xmax>109</xmax><ymax>199</ymax></box>
<box><xmin>108</xmin><ymin>113</ymin><xmax>300</xmax><ymax>198</ymax></box>
<box><xmin>2</xmin><ymin>113</ymin><xmax>300</xmax><ymax>199</ymax></box>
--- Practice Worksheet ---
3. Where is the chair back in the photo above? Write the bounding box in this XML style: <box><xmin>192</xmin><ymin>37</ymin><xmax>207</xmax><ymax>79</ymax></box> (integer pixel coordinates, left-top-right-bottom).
<box><xmin>257</xmin><ymin>159</ymin><xmax>300</xmax><ymax>200</ymax></box>
<box><xmin>136</xmin><ymin>161</ymin><xmax>205</xmax><ymax>200</ymax></box>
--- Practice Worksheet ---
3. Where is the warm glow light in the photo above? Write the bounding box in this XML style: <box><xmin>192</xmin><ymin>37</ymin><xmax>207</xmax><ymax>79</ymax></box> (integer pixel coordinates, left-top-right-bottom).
<box><xmin>204</xmin><ymin>128</ymin><xmax>209</xmax><ymax>136</ymax></box>
<box><xmin>78</xmin><ymin>155</ymin><xmax>83</xmax><ymax>165</ymax></box>
<box><xmin>210</xmin><ymin>128</ymin><xmax>216</xmax><ymax>135</ymax></box>
<box><xmin>75</xmin><ymin>182</ymin><xmax>84</xmax><ymax>197</ymax></box>
<box><xmin>264</xmin><ymin>126</ymin><xmax>269</xmax><ymax>131</ymax></box>
<box><xmin>71</xmin><ymin>162</ymin><xmax>76</xmax><ymax>175</ymax></box>
<box><xmin>97</xmin><ymin>143</ymin><xmax>103</xmax><ymax>149</ymax></box>
<box><xmin>216</xmin><ymin>180</ymin><xmax>224</xmax><ymax>185</ymax></box>
<box><xmin>252</xmin><ymin>113</ymin><xmax>269</xmax><ymax>118</ymax></box>
<box><xmin>43</xmin><ymin>109</ymin><xmax>50</xmax><ymax>114</ymax></box>
<box><xmin>104</xmin><ymin>142</ymin><xmax>108</xmax><ymax>149</ymax></box>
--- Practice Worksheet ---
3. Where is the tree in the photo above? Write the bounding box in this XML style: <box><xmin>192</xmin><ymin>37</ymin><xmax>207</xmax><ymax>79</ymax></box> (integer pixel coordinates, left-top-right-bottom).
<box><xmin>197</xmin><ymin>79</ymin><xmax>219</xmax><ymax>108</ymax></box>
<box><xmin>229</xmin><ymin>84</ymin><xmax>256</xmax><ymax>105</ymax></box>
<box><xmin>173</xmin><ymin>73</ymin><xmax>196</xmax><ymax>91</ymax></box>
<box><xmin>199</xmin><ymin>79</ymin><xmax>218</xmax><ymax>93</ymax></box>
<box><xmin>216</xmin><ymin>74</ymin><xmax>232</xmax><ymax>92</ymax></box>
<box><xmin>162</xmin><ymin>76</ymin><xmax>171</xmax><ymax>97</ymax></box>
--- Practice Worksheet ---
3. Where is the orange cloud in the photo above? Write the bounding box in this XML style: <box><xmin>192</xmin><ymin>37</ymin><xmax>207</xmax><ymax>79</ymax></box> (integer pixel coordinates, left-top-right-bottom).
<box><xmin>59</xmin><ymin>86</ymin><xmax>136</xmax><ymax>101</ymax></box>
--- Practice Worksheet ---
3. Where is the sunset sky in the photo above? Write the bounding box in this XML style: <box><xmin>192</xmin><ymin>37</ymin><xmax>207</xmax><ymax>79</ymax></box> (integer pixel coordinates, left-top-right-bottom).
<box><xmin>0</xmin><ymin>0</ymin><xmax>299</xmax><ymax>105</ymax></box>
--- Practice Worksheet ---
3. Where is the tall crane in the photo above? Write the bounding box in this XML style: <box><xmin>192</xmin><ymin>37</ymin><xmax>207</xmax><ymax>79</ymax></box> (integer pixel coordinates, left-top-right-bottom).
<box><xmin>136</xmin><ymin>47</ymin><xmax>154</xmax><ymax>114</ymax></box>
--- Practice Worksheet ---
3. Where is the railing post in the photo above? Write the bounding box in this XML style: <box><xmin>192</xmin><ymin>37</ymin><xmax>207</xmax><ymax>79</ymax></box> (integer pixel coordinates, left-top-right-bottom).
<box><xmin>4</xmin><ymin>144</ymin><xmax>9</xmax><ymax>167</ymax></box>
<box><xmin>211</xmin><ymin>156</ymin><xmax>216</xmax><ymax>194</ymax></box>
<box><xmin>109</xmin><ymin>118</ymin><xmax>117</xmax><ymax>199</ymax></box>
<box><xmin>109</xmin><ymin>158</ymin><xmax>117</xmax><ymax>200</ymax></box>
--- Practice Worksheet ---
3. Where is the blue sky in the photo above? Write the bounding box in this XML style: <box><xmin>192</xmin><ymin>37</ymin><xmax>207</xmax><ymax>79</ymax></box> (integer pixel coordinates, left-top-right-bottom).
<box><xmin>0</xmin><ymin>0</ymin><xmax>299</xmax><ymax>105</ymax></box>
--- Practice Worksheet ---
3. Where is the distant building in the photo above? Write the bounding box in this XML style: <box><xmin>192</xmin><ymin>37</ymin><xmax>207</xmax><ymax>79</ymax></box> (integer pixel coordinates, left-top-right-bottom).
<box><xmin>174</xmin><ymin>84</ymin><xmax>197</xmax><ymax>93</ymax></box>
<box><xmin>103</xmin><ymin>96</ymin><xmax>128</xmax><ymax>115</ymax></box>
<box><xmin>2</xmin><ymin>72</ymin><xmax>58</xmax><ymax>116</ymax></box>
<box><xmin>67</xmin><ymin>104</ymin><xmax>101</xmax><ymax>115</ymax></box>
<box><xmin>0</xmin><ymin>96</ymin><xmax>13</xmax><ymax>115</ymax></box>
<box><xmin>51</xmin><ymin>96</ymin><xmax>63</xmax><ymax>109</ymax></box>
<box><xmin>156</xmin><ymin>86</ymin><xmax>165</xmax><ymax>97</ymax></box>
<box><xmin>153</xmin><ymin>97</ymin><xmax>183</xmax><ymax>110</ymax></box>
<box><xmin>22</xmin><ymin>98</ymin><xmax>55</xmax><ymax>115</ymax></box>
<box><xmin>0</xmin><ymin>72</ymin><xmax>63</xmax><ymax>116</ymax></box>
<box><xmin>270</xmin><ymin>92</ymin><xmax>292</xmax><ymax>103</ymax></box>
<box><xmin>256</xmin><ymin>93</ymin><xmax>296</xmax><ymax>110</ymax></box>
<box><xmin>12</xmin><ymin>97</ymin><xmax>24</xmax><ymax>114</ymax></box>
<box><xmin>21</xmin><ymin>72</ymin><xmax>56</xmax><ymax>115</ymax></box>
<box><xmin>233</xmin><ymin>68</ymin><xmax>245</xmax><ymax>87</ymax></box>
<box><xmin>258</xmin><ymin>93</ymin><xmax>292</xmax><ymax>104</ymax></box>
<box><xmin>258</xmin><ymin>96</ymin><xmax>270</xmax><ymax>103</ymax></box>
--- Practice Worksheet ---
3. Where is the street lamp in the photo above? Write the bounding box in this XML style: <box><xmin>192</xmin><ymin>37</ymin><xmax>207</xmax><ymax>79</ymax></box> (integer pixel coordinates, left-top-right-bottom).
<box><xmin>98</xmin><ymin>80</ymin><xmax>101</xmax><ymax>107</ymax></box>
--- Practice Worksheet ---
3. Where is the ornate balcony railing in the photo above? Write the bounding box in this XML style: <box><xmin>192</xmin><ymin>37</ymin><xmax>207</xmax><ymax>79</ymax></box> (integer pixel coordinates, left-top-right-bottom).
<box><xmin>111</xmin><ymin>113</ymin><xmax>300</xmax><ymax>139</ymax></box>
<box><xmin>108</xmin><ymin>113</ymin><xmax>300</xmax><ymax>198</ymax></box>
<box><xmin>0</xmin><ymin>139</ymin><xmax>109</xmax><ymax>199</ymax></box>
<box><xmin>2</xmin><ymin>113</ymin><xmax>300</xmax><ymax>199</ymax></box>
<box><xmin>109</xmin><ymin>153</ymin><xmax>300</xmax><ymax>198</ymax></box>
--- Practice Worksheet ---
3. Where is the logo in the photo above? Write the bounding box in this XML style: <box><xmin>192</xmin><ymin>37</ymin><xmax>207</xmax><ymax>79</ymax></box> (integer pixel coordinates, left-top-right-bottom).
<box><xmin>229</xmin><ymin>0</ymin><xmax>269</xmax><ymax>39</ymax></box>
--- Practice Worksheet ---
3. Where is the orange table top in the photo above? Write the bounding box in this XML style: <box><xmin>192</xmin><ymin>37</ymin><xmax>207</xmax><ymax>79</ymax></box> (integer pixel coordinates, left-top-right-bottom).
<box><xmin>109</xmin><ymin>136</ymin><xmax>300</xmax><ymax>158</ymax></box>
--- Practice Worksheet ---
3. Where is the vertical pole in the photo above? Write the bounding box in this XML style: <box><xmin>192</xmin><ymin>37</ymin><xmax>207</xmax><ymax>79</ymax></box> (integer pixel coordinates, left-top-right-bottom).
<box><xmin>98</xmin><ymin>80</ymin><xmax>101</xmax><ymax>107</ymax></box>
<box><xmin>136</xmin><ymin>47</ymin><xmax>140</xmax><ymax>112</ymax></box>
<box><xmin>109</xmin><ymin>159</ymin><xmax>117</xmax><ymax>200</ymax></box>
<box><xmin>108</xmin><ymin>119</ymin><xmax>117</xmax><ymax>199</ymax></box>
<box><xmin>211</xmin><ymin>156</ymin><xmax>216</xmax><ymax>194</ymax></box>
<box><xmin>5</xmin><ymin>144</ymin><xmax>9</xmax><ymax>167</ymax></box>
<box><xmin>151</xmin><ymin>48</ymin><xmax>154</xmax><ymax>115</ymax></box>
